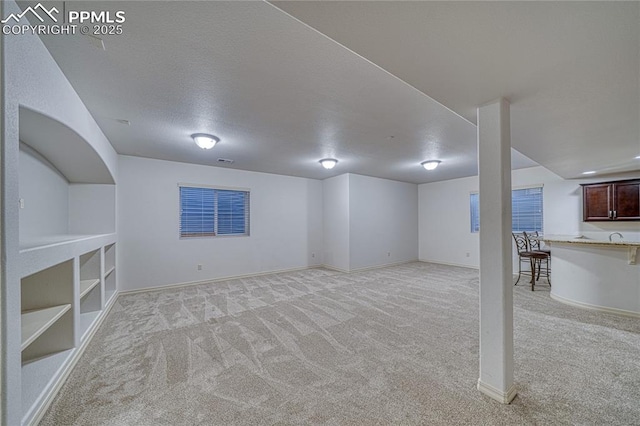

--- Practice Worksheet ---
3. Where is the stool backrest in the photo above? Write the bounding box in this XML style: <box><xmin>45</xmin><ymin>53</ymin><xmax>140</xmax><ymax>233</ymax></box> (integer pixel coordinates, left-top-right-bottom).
<box><xmin>512</xmin><ymin>232</ymin><xmax>530</xmax><ymax>253</ymax></box>
<box><xmin>524</xmin><ymin>231</ymin><xmax>541</xmax><ymax>250</ymax></box>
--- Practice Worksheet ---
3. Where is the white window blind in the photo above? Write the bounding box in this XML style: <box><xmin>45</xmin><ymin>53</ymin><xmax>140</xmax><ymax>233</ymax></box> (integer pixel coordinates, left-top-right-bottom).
<box><xmin>470</xmin><ymin>187</ymin><xmax>543</xmax><ymax>233</ymax></box>
<box><xmin>511</xmin><ymin>187</ymin><xmax>543</xmax><ymax>232</ymax></box>
<box><xmin>470</xmin><ymin>193</ymin><xmax>480</xmax><ymax>233</ymax></box>
<box><xmin>179</xmin><ymin>186</ymin><xmax>250</xmax><ymax>238</ymax></box>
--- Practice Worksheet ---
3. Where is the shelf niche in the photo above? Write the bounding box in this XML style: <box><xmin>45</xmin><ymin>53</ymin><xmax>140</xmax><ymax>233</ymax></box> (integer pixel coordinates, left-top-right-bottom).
<box><xmin>79</xmin><ymin>249</ymin><xmax>102</xmax><ymax>338</ymax></box>
<box><xmin>18</xmin><ymin>107</ymin><xmax>116</xmax><ymax>251</ymax></box>
<box><xmin>104</xmin><ymin>243</ymin><xmax>117</xmax><ymax>303</ymax></box>
<box><xmin>21</xmin><ymin>260</ymin><xmax>75</xmax><ymax>363</ymax></box>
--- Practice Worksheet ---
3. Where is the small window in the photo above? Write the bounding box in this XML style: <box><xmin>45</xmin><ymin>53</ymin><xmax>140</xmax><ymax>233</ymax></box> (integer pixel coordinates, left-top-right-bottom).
<box><xmin>179</xmin><ymin>186</ymin><xmax>250</xmax><ymax>238</ymax></box>
<box><xmin>470</xmin><ymin>193</ymin><xmax>480</xmax><ymax>233</ymax></box>
<box><xmin>470</xmin><ymin>187</ymin><xmax>543</xmax><ymax>233</ymax></box>
<box><xmin>511</xmin><ymin>187</ymin><xmax>543</xmax><ymax>233</ymax></box>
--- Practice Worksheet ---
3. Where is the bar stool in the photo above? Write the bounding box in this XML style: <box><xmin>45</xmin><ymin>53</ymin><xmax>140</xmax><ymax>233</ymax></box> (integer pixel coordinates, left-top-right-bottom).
<box><xmin>524</xmin><ymin>231</ymin><xmax>551</xmax><ymax>288</ymax></box>
<box><xmin>512</xmin><ymin>232</ymin><xmax>537</xmax><ymax>286</ymax></box>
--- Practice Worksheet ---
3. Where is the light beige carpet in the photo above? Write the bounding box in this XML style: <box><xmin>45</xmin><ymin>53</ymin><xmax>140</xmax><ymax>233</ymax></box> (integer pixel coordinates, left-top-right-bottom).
<box><xmin>42</xmin><ymin>262</ymin><xmax>640</xmax><ymax>425</ymax></box>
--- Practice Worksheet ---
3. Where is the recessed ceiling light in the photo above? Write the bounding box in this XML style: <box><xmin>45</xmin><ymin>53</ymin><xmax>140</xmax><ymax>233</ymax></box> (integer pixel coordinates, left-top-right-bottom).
<box><xmin>582</xmin><ymin>171</ymin><xmax>596</xmax><ymax>175</ymax></box>
<box><xmin>421</xmin><ymin>160</ymin><xmax>441</xmax><ymax>171</ymax></box>
<box><xmin>319</xmin><ymin>158</ymin><xmax>338</xmax><ymax>170</ymax></box>
<box><xmin>192</xmin><ymin>133</ymin><xmax>219</xmax><ymax>150</ymax></box>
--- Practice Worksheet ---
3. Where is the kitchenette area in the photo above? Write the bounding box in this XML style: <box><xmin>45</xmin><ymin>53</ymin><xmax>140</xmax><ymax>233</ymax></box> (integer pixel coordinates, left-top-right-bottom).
<box><xmin>542</xmin><ymin>233</ymin><xmax>640</xmax><ymax>316</ymax></box>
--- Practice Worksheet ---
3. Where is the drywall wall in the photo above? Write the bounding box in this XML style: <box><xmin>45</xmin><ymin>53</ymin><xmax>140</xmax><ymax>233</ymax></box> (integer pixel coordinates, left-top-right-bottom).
<box><xmin>19</xmin><ymin>144</ymin><xmax>69</xmax><ymax>243</ymax></box>
<box><xmin>68</xmin><ymin>184</ymin><xmax>116</xmax><ymax>235</ymax></box>
<box><xmin>322</xmin><ymin>174</ymin><xmax>350</xmax><ymax>271</ymax></box>
<box><xmin>349</xmin><ymin>174</ymin><xmax>418</xmax><ymax>270</ymax></box>
<box><xmin>18</xmin><ymin>145</ymin><xmax>117</xmax><ymax>242</ymax></box>
<box><xmin>419</xmin><ymin>173</ymin><xmax>480</xmax><ymax>268</ymax></box>
<box><xmin>419</xmin><ymin>166</ymin><xmax>640</xmax><ymax>270</ymax></box>
<box><xmin>117</xmin><ymin>155</ymin><xmax>323</xmax><ymax>291</ymax></box>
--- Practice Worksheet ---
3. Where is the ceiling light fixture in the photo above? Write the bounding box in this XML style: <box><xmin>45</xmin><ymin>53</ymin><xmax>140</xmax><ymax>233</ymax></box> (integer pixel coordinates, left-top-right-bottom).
<box><xmin>635</xmin><ymin>155</ymin><xmax>640</xmax><ymax>159</ymax></box>
<box><xmin>192</xmin><ymin>133</ymin><xmax>219</xmax><ymax>150</ymax></box>
<box><xmin>421</xmin><ymin>160</ymin><xmax>441</xmax><ymax>171</ymax></box>
<box><xmin>582</xmin><ymin>171</ymin><xmax>596</xmax><ymax>175</ymax></box>
<box><xmin>319</xmin><ymin>158</ymin><xmax>338</xmax><ymax>170</ymax></box>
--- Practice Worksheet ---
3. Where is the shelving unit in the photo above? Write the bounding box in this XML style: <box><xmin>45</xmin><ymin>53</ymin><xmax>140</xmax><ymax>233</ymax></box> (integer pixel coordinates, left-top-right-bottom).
<box><xmin>4</xmin><ymin>40</ymin><xmax>119</xmax><ymax>424</ymax></box>
<box><xmin>18</xmin><ymin>238</ymin><xmax>117</xmax><ymax>423</ymax></box>
<box><xmin>79</xmin><ymin>249</ymin><xmax>102</xmax><ymax>341</ymax></box>
<box><xmin>19</xmin><ymin>258</ymin><xmax>76</xmax><ymax>422</ymax></box>
<box><xmin>80</xmin><ymin>279</ymin><xmax>100</xmax><ymax>299</ymax></box>
<box><xmin>21</xmin><ymin>260</ymin><xmax>75</xmax><ymax>363</ymax></box>
<box><xmin>21</xmin><ymin>305</ymin><xmax>72</xmax><ymax>351</ymax></box>
<box><xmin>105</xmin><ymin>243</ymin><xmax>117</xmax><ymax>304</ymax></box>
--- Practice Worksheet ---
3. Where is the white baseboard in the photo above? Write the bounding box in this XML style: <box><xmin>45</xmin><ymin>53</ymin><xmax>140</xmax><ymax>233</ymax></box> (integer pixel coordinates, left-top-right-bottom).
<box><xmin>28</xmin><ymin>290</ymin><xmax>120</xmax><ymax>426</ymax></box>
<box><xmin>550</xmin><ymin>292</ymin><xmax>640</xmax><ymax>319</ymax></box>
<box><xmin>321</xmin><ymin>259</ymin><xmax>420</xmax><ymax>274</ymax></box>
<box><xmin>347</xmin><ymin>259</ymin><xmax>419</xmax><ymax>273</ymax></box>
<box><xmin>477</xmin><ymin>379</ymin><xmax>517</xmax><ymax>404</ymax></box>
<box><xmin>119</xmin><ymin>265</ymin><xmax>322</xmax><ymax>295</ymax></box>
<box><xmin>419</xmin><ymin>258</ymin><xmax>479</xmax><ymax>270</ymax></box>
<box><xmin>320</xmin><ymin>264</ymin><xmax>350</xmax><ymax>273</ymax></box>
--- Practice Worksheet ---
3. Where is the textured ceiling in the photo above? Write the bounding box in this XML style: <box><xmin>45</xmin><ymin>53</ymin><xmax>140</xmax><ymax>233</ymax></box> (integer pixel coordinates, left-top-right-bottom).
<box><xmin>273</xmin><ymin>1</ymin><xmax>640</xmax><ymax>179</ymax></box>
<box><xmin>25</xmin><ymin>0</ymin><xmax>538</xmax><ymax>184</ymax></box>
<box><xmin>23</xmin><ymin>1</ymin><xmax>640</xmax><ymax>181</ymax></box>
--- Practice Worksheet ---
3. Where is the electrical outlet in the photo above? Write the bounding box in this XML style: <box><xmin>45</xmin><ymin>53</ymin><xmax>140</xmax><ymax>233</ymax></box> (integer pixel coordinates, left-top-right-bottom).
<box><xmin>19</xmin><ymin>198</ymin><xmax>24</xmax><ymax>209</ymax></box>
<box><xmin>387</xmin><ymin>252</ymin><xmax>391</xmax><ymax>257</ymax></box>
<box><xmin>311</xmin><ymin>253</ymin><xmax>315</xmax><ymax>258</ymax></box>
<box><xmin>197</xmin><ymin>264</ymin><xmax>202</xmax><ymax>271</ymax></box>
<box><xmin>466</xmin><ymin>252</ymin><xmax>470</xmax><ymax>258</ymax></box>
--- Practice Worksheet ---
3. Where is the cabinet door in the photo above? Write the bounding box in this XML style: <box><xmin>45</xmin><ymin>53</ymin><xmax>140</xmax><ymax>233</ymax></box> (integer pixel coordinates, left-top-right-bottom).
<box><xmin>614</xmin><ymin>181</ymin><xmax>640</xmax><ymax>220</ymax></box>
<box><xmin>583</xmin><ymin>184</ymin><xmax>612</xmax><ymax>221</ymax></box>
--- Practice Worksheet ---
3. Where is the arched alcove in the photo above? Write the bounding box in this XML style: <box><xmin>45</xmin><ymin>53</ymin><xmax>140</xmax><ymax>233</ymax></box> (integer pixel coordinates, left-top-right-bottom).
<box><xmin>19</xmin><ymin>106</ymin><xmax>115</xmax><ymax>184</ymax></box>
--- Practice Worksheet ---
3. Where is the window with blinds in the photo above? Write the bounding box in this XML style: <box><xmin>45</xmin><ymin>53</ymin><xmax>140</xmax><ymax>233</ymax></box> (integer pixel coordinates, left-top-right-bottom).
<box><xmin>179</xmin><ymin>186</ymin><xmax>250</xmax><ymax>238</ymax></box>
<box><xmin>470</xmin><ymin>187</ymin><xmax>543</xmax><ymax>233</ymax></box>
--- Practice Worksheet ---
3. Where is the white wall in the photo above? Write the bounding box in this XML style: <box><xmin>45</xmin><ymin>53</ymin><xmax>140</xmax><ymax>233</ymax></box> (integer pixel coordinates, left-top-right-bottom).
<box><xmin>117</xmin><ymin>155</ymin><xmax>323</xmax><ymax>291</ymax></box>
<box><xmin>18</xmin><ymin>145</ymin><xmax>117</xmax><ymax>242</ymax></box>
<box><xmin>323</xmin><ymin>174</ymin><xmax>350</xmax><ymax>272</ymax></box>
<box><xmin>68</xmin><ymin>184</ymin><xmax>116</xmax><ymax>235</ymax></box>
<box><xmin>419</xmin><ymin>173</ymin><xmax>479</xmax><ymax>268</ymax></box>
<box><xmin>419</xmin><ymin>166</ymin><xmax>640</xmax><ymax>270</ymax></box>
<box><xmin>349</xmin><ymin>174</ymin><xmax>418</xmax><ymax>270</ymax></box>
<box><xmin>19</xmin><ymin>144</ymin><xmax>69</xmax><ymax>243</ymax></box>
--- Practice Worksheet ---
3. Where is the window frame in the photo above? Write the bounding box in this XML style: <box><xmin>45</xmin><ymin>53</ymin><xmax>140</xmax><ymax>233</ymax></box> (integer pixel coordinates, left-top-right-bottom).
<box><xmin>178</xmin><ymin>183</ymin><xmax>250</xmax><ymax>239</ymax></box>
<box><xmin>470</xmin><ymin>184</ymin><xmax>544</xmax><ymax>234</ymax></box>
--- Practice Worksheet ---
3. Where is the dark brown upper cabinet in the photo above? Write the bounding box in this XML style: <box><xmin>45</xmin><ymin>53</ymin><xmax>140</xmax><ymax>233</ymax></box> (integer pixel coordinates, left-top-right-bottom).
<box><xmin>582</xmin><ymin>179</ymin><xmax>640</xmax><ymax>221</ymax></box>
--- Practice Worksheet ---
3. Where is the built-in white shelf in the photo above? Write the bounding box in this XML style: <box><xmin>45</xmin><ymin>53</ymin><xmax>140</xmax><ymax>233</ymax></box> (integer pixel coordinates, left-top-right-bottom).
<box><xmin>21</xmin><ymin>305</ymin><xmax>71</xmax><ymax>351</ymax></box>
<box><xmin>80</xmin><ymin>279</ymin><xmax>100</xmax><ymax>299</ymax></box>
<box><xmin>12</xmin><ymin>103</ymin><xmax>117</xmax><ymax>425</ymax></box>
<box><xmin>104</xmin><ymin>243</ymin><xmax>117</xmax><ymax>306</ymax></box>
<box><xmin>19</xmin><ymin>234</ymin><xmax>99</xmax><ymax>252</ymax></box>
<box><xmin>20</xmin><ymin>233</ymin><xmax>116</xmax><ymax>279</ymax></box>
<box><xmin>105</xmin><ymin>266</ymin><xmax>115</xmax><ymax>277</ymax></box>
<box><xmin>105</xmin><ymin>289</ymin><xmax>116</xmax><ymax>304</ymax></box>
<box><xmin>21</xmin><ymin>348</ymin><xmax>74</xmax><ymax>419</ymax></box>
<box><xmin>79</xmin><ymin>311</ymin><xmax>101</xmax><ymax>341</ymax></box>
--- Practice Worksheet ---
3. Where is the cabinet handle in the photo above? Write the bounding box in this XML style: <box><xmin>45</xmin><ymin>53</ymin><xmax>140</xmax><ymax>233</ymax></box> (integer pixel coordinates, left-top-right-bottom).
<box><xmin>609</xmin><ymin>210</ymin><xmax>613</xmax><ymax>218</ymax></box>
<box><xmin>613</xmin><ymin>210</ymin><xmax>617</xmax><ymax>219</ymax></box>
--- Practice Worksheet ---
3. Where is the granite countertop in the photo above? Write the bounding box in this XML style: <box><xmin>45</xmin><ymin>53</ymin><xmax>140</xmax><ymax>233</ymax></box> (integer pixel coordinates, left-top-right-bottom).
<box><xmin>541</xmin><ymin>235</ymin><xmax>640</xmax><ymax>247</ymax></box>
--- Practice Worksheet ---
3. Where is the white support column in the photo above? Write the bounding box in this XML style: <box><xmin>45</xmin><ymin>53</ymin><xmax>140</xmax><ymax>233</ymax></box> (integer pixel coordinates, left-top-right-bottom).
<box><xmin>477</xmin><ymin>98</ymin><xmax>516</xmax><ymax>404</ymax></box>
